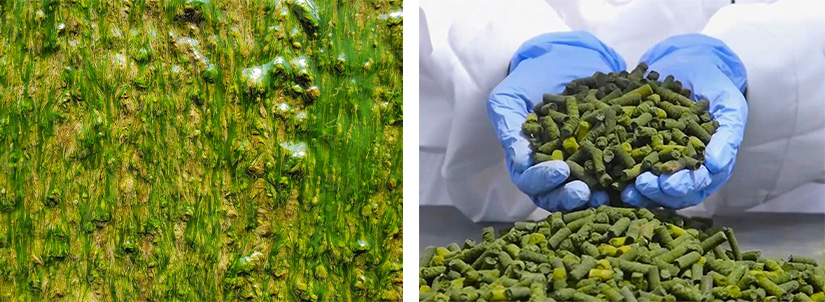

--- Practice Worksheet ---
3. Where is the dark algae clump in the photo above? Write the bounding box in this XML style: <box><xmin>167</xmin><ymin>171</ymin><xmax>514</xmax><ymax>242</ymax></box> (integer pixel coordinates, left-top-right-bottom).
<box><xmin>523</xmin><ymin>63</ymin><xmax>716</xmax><ymax>201</ymax></box>
<box><xmin>419</xmin><ymin>206</ymin><xmax>825</xmax><ymax>301</ymax></box>
<box><xmin>0</xmin><ymin>0</ymin><xmax>402</xmax><ymax>301</ymax></box>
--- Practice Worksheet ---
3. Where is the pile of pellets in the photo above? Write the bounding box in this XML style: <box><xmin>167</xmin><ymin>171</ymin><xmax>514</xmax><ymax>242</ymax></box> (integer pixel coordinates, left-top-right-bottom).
<box><xmin>419</xmin><ymin>206</ymin><xmax>825</xmax><ymax>302</ymax></box>
<box><xmin>521</xmin><ymin>63</ymin><xmax>718</xmax><ymax>195</ymax></box>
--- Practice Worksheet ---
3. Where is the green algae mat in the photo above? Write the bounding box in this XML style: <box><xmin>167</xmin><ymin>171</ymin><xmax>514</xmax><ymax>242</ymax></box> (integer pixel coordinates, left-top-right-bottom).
<box><xmin>0</xmin><ymin>0</ymin><xmax>403</xmax><ymax>301</ymax></box>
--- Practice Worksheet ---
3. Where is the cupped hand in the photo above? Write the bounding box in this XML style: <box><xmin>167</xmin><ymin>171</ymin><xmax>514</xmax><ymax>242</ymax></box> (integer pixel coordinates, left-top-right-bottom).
<box><xmin>488</xmin><ymin>31</ymin><xmax>627</xmax><ymax>211</ymax></box>
<box><xmin>621</xmin><ymin>34</ymin><xmax>748</xmax><ymax>209</ymax></box>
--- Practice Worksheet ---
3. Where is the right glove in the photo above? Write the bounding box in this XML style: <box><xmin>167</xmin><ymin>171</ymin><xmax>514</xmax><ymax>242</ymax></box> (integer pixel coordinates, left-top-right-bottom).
<box><xmin>620</xmin><ymin>34</ymin><xmax>748</xmax><ymax>209</ymax></box>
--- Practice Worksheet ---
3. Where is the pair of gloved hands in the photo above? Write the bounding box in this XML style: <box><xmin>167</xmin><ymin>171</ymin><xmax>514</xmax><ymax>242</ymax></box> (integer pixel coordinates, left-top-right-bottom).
<box><xmin>488</xmin><ymin>32</ymin><xmax>748</xmax><ymax>211</ymax></box>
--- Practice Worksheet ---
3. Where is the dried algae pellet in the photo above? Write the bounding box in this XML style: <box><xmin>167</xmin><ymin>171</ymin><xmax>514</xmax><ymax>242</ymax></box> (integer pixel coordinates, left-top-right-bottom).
<box><xmin>522</xmin><ymin>64</ymin><xmax>718</xmax><ymax>197</ymax></box>
<box><xmin>421</xmin><ymin>208</ymin><xmax>821</xmax><ymax>301</ymax></box>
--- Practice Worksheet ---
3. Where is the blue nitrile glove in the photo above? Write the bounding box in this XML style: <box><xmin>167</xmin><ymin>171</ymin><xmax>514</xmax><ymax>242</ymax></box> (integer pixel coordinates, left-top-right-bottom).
<box><xmin>621</xmin><ymin>34</ymin><xmax>748</xmax><ymax>209</ymax></box>
<box><xmin>488</xmin><ymin>31</ymin><xmax>626</xmax><ymax>211</ymax></box>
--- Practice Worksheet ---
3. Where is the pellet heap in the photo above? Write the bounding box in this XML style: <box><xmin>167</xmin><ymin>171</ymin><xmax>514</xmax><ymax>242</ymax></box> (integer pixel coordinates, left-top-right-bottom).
<box><xmin>419</xmin><ymin>206</ymin><xmax>825</xmax><ymax>302</ymax></box>
<box><xmin>521</xmin><ymin>63</ymin><xmax>717</xmax><ymax>196</ymax></box>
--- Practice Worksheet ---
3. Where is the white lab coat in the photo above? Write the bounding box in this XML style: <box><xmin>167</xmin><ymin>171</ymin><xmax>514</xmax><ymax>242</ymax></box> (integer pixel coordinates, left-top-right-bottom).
<box><xmin>419</xmin><ymin>0</ymin><xmax>825</xmax><ymax>222</ymax></box>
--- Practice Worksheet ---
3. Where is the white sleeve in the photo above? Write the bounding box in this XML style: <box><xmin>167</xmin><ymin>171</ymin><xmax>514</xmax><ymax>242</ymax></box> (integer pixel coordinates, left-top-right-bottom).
<box><xmin>544</xmin><ymin>0</ymin><xmax>731</xmax><ymax>66</ymax></box>
<box><xmin>700</xmin><ymin>0</ymin><xmax>825</xmax><ymax>212</ymax></box>
<box><xmin>419</xmin><ymin>4</ymin><xmax>460</xmax><ymax>150</ymax></box>
<box><xmin>439</xmin><ymin>0</ymin><xmax>570</xmax><ymax>222</ymax></box>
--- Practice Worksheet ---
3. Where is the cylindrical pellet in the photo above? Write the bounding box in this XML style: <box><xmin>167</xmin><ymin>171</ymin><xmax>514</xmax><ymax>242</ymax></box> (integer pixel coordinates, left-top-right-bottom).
<box><xmin>421</xmin><ymin>266</ymin><xmax>446</xmax><ymax>281</ymax></box>
<box><xmin>655</xmin><ymin>244</ymin><xmax>688</xmax><ymax>264</ymax></box>
<box><xmin>631</xmin><ymin>112</ymin><xmax>654</xmax><ymax>128</ymax></box>
<box><xmin>609</xmin><ymin>91</ymin><xmax>643</xmax><ymax>106</ymax></box>
<box><xmin>642</xmin><ymin>151</ymin><xmax>660</xmax><ymax>170</ymax></box>
<box><xmin>449</xmin><ymin>259</ymin><xmax>475</xmax><ymax>275</ymax></box>
<box><xmin>523</xmin><ymin>123</ymin><xmax>543</xmax><ymax>139</ymax></box>
<box><xmin>582</xmin><ymin>123</ymin><xmax>606</xmax><ymax>143</ymax></box>
<box><xmin>740</xmin><ymin>288</ymin><xmax>767</xmax><ymax>301</ymax></box>
<box><xmin>659</xmin><ymin>158</ymin><xmax>686</xmax><ymax>174</ymax></box>
<box><xmin>686</xmin><ymin>119</ymin><xmax>712</xmax><ymax>142</ymax></box>
<box><xmin>601</xmin><ymin>89</ymin><xmax>623</xmax><ymax>103</ymax></box>
<box><xmin>574</xmin><ymin>120</ymin><xmax>592</xmax><ymax>142</ymax></box>
<box><xmin>563</xmin><ymin>209</ymin><xmax>595</xmax><ymax>223</ymax></box>
<box><xmin>647</xmin><ymin>266</ymin><xmax>661</xmax><ymax>290</ymax></box>
<box><xmin>757</xmin><ymin>276</ymin><xmax>786</xmax><ymax>297</ymax></box>
<box><xmin>543</xmin><ymin>93</ymin><xmax>567</xmax><ymax>106</ymax></box>
<box><xmin>672</xmin><ymin>283</ymin><xmax>704</xmax><ymax>301</ymax></box>
<box><xmin>560</xmin><ymin>116</ymin><xmax>580</xmax><ymax>138</ymax></box>
<box><xmin>690</xmin><ymin>262</ymin><xmax>703</xmax><ymax>282</ymax></box>
<box><xmin>547</xmin><ymin>109</ymin><xmax>568</xmax><ymax>123</ymax></box>
<box><xmin>701</xmin><ymin>120</ymin><xmax>719</xmax><ymax>133</ymax></box>
<box><xmin>700</xmin><ymin>232</ymin><xmax>727</xmax><ymax>253</ymax></box>
<box><xmin>606</xmin><ymin>217</ymin><xmax>631</xmax><ymax>237</ymax></box>
<box><xmin>565</xmin><ymin>96</ymin><xmax>580</xmax><ymax>119</ymax></box>
<box><xmin>675</xmin><ymin>251</ymin><xmax>702</xmax><ymax>269</ymax></box>
<box><xmin>708</xmin><ymin>271</ymin><xmax>730</xmax><ymax>286</ymax></box>
<box><xmin>506</xmin><ymin>286</ymin><xmax>531</xmax><ymax>300</ymax></box>
<box><xmin>657</xmin><ymin>101</ymin><xmax>689</xmax><ymax>119</ymax></box>
<box><xmin>533</xmin><ymin>153</ymin><xmax>553</xmax><ymax>164</ymax></box>
<box><xmin>701</xmin><ymin>275</ymin><xmax>714</xmax><ymax>295</ymax></box>
<box><xmin>588</xmin><ymin>268</ymin><xmax>614</xmax><ymax>281</ymax></box>
<box><xmin>794</xmin><ymin>293</ymin><xmax>815</xmax><ymax>302</ymax></box>
<box><xmin>620</xmin><ymin>163</ymin><xmax>643</xmax><ymax>182</ymax></box>
<box><xmin>566</xmin><ymin>215</ymin><xmax>594</xmax><ymax>233</ymax></box>
<box><xmin>552</xmin><ymin>268</ymin><xmax>567</xmax><ymax>290</ymax></box>
<box><xmin>779</xmin><ymin>280</ymin><xmax>800</xmax><ymax>293</ymax></box>
<box><xmin>421</xmin><ymin>246</ymin><xmax>437</xmax><ymax>267</ymax></box>
<box><xmin>548</xmin><ymin>227</ymin><xmax>572</xmax><ymax>249</ymax></box>
<box><xmin>788</xmin><ymin>255</ymin><xmax>818</xmax><ymax>266</ymax></box>
<box><xmin>653</xmin><ymin>226</ymin><xmax>674</xmax><ymax>247</ymax></box>
<box><xmin>518</xmin><ymin>250</ymin><xmax>548</xmax><ymax>264</ymax></box>
<box><xmin>570</xmin><ymin>256</ymin><xmax>598</xmax><ymax>280</ymax></box>
<box><xmin>566</xmin><ymin>160</ymin><xmax>599</xmax><ymax>188</ymax></box>
<box><xmin>711</xmin><ymin>285</ymin><xmax>742</xmax><ymax>300</ymax></box>
<box><xmin>481</xmin><ymin>227</ymin><xmax>496</xmax><ymax>242</ymax></box>
<box><xmin>653</xmin><ymin>82</ymin><xmax>693</xmax><ymax>107</ymax></box>
<box><xmin>527</xmin><ymin>283</ymin><xmax>546</xmax><ymax>302</ymax></box>
<box><xmin>802</xmin><ymin>270</ymin><xmax>825</xmax><ymax>292</ymax></box>
<box><xmin>690</xmin><ymin>99</ymin><xmax>710</xmax><ymax>114</ymax></box>
<box><xmin>562</xmin><ymin>136</ymin><xmax>580</xmax><ymax>155</ymax></box>
<box><xmin>539</xmin><ymin>116</ymin><xmax>561</xmax><ymax>141</ymax></box>
<box><xmin>741</xmin><ymin>250</ymin><xmax>760</xmax><ymax>261</ymax></box>
<box><xmin>616</xmin><ymin>259</ymin><xmax>654</xmax><ymax>274</ymax></box>
<box><xmin>471</xmin><ymin>246</ymin><xmax>500</xmax><ymax>269</ymax></box>
<box><xmin>580</xmin><ymin>241</ymin><xmax>600</xmax><ymax>258</ymax></box>
<box><xmin>630</xmin><ymin>145</ymin><xmax>653</xmax><ymax>161</ymax></box>
<box><xmin>590</xmin><ymin>148</ymin><xmax>611</xmax><ymax>186</ymax></box>
<box><xmin>656</xmin><ymin>148</ymin><xmax>682</xmax><ymax>162</ymax></box>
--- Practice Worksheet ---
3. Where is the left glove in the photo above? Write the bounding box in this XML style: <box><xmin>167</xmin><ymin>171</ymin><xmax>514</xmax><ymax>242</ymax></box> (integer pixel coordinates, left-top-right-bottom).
<box><xmin>621</xmin><ymin>34</ymin><xmax>748</xmax><ymax>209</ymax></box>
<box><xmin>488</xmin><ymin>31</ymin><xmax>626</xmax><ymax>211</ymax></box>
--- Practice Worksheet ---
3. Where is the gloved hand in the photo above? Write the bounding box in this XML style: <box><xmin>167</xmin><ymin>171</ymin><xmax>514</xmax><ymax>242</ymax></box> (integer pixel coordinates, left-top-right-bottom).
<box><xmin>488</xmin><ymin>31</ymin><xmax>626</xmax><ymax>212</ymax></box>
<box><xmin>621</xmin><ymin>34</ymin><xmax>748</xmax><ymax>209</ymax></box>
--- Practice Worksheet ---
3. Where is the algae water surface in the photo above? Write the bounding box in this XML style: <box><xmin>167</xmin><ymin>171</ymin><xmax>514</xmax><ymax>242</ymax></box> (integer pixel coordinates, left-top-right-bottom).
<box><xmin>0</xmin><ymin>0</ymin><xmax>402</xmax><ymax>301</ymax></box>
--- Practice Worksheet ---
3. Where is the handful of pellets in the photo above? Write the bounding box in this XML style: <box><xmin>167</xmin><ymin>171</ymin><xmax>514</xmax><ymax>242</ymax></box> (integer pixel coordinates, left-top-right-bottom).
<box><xmin>521</xmin><ymin>63</ymin><xmax>718</xmax><ymax>194</ymax></box>
<box><xmin>419</xmin><ymin>206</ymin><xmax>825</xmax><ymax>302</ymax></box>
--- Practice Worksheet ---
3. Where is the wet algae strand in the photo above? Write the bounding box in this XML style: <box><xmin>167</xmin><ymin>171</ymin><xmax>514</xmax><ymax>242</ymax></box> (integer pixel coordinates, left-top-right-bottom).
<box><xmin>419</xmin><ymin>206</ymin><xmax>825</xmax><ymax>301</ymax></box>
<box><xmin>0</xmin><ymin>0</ymin><xmax>402</xmax><ymax>301</ymax></box>
<box><xmin>524</xmin><ymin>64</ymin><xmax>717</xmax><ymax>200</ymax></box>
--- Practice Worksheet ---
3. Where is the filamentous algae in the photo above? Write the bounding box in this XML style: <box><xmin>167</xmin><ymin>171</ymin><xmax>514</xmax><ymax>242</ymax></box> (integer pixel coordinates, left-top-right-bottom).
<box><xmin>0</xmin><ymin>0</ymin><xmax>403</xmax><ymax>301</ymax></box>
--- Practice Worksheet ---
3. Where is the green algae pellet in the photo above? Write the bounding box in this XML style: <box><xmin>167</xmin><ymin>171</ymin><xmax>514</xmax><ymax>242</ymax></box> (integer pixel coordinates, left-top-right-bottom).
<box><xmin>523</xmin><ymin>64</ymin><xmax>714</xmax><ymax>199</ymax></box>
